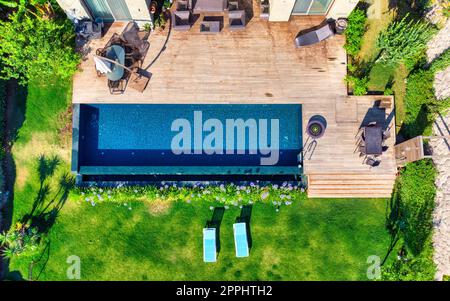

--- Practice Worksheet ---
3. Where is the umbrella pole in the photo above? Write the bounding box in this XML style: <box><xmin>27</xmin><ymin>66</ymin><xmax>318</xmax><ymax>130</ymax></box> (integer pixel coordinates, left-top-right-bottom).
<box><xmin>93</xmin><ymin>54</ymin><xmax>136</xmax><ymax>74</ymax></box>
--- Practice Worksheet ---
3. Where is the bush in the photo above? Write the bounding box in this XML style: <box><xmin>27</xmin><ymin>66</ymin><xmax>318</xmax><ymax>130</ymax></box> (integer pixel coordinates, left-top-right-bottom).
<box><xmin>344</xmin><ymin>8</ymin><xmax>367</xmax><ymax>57</ymax></box>
<box><xmin>0</xmin><ymin>78</ymin><xmax>5</xmax><ymax>191</ymax></box>
<box><xmin>0</xmin><ymin>10</ymin><xmax>80</xmax><ymax>84</ymax></box>
<box><xmin>345</xmin><ymin>75</ymin><xmax>368</xmax><ymax>95</ymax></box>
<box><xmin>382</xmin><ymin>160</ymin><xmax>437</xmax><ymax>280</ymax></box>
<box><xmin>377</xmin><ymin>14</ymin><xmax>435</xmax><ymax>67</ymax></box>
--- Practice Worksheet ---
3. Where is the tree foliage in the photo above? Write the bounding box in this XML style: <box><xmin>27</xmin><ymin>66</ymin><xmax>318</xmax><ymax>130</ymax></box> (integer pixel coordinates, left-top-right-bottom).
<box><xmin>0</xmin><ymin>3</ymin><xmax>79</xmax><ymax>84</ymax></box>
<box><xmin>382</xmin><ymin>160</ymin><xmax>437</xmax><ymax>280</ymax></box>
<box><xmin>344</xmin><ymin>8</ymin><xmax>367</xmax><ymax>57</ymax></box>
<box><xmin>377</xmin><ymin>14</ymin><xmax>434</xmax><ymax>67</ymax></box>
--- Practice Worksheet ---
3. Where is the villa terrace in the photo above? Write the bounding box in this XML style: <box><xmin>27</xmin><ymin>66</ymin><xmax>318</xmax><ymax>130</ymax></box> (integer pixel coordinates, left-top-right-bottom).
<box><xmin>73</xmin><ymin>2</ymin><xmax>397</xmax><ymax>198</ymax></box>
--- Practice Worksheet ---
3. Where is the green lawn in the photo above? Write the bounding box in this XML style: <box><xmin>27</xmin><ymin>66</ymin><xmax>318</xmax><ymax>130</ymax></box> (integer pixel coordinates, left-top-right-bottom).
<box><xmin>6</xmin><ymin>80</ymin><xmax>391</xmax><ymax>281</ymax></box>
<box><xmin>11</xmin><ymin>197</ymin><xmax>389</xmax><ymax>281</ymax></box>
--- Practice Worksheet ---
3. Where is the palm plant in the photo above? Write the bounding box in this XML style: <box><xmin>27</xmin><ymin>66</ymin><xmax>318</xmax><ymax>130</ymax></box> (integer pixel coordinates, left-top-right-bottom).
<box><xmin>0</xmin><ymin>221</ymin><xmax>41</xmax><ymax>259</ymax></box>
<box><xmin>376</xmin><ymin>14</ymin><xmax>434</xmax><ymax>66</ymax></box>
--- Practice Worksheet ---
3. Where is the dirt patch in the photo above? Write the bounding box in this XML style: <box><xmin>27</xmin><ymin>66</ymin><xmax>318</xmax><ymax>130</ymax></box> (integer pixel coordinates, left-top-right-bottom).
<box><xmin>146</xmin><ymin>199</ymin><xmax>172</xmax><ymax>216</ymax></box>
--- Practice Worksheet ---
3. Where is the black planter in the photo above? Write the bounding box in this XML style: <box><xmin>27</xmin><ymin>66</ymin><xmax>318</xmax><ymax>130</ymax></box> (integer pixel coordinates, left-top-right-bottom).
<box><xmin>306</xmin><ymin>119</ymin><xmax>326</xmax><ymax>139</ymax></box>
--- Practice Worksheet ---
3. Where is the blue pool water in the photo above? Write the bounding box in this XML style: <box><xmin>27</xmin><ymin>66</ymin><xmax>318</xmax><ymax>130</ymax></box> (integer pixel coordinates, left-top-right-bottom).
<box><xmin>77</xmin><ymin>104</ymin><xmax>302</xmax><ymax>169</ymax></box>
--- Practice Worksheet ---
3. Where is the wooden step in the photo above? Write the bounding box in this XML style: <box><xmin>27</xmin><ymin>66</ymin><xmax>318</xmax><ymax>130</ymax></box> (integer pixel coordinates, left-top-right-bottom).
<box><xmin>309</xmin><ymin>179</ymin><xmax>395</xmax><ymax>185</ymax></box>
<box><xmin>309</xmin><ymin>184</ymin><xmax>394</xmax><ymax>190</ymax></box>
<box><xmin>307</xmin><ymin>173</ymin><xmax>397</xmax><ymax>180</ymax></box>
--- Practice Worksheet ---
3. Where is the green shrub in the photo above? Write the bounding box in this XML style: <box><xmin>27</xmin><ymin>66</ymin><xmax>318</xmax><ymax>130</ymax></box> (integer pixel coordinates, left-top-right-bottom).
<box><xmin>345</xmin><ymin>75</ymin><xmax>368</xmax><ymax>95</ymax></box>
<box><xmin>430</xmin><ymin>48</ymin><xmax>450</xmax><ymax>73</ymax></box>
<box><xmin>344</xmin><ymin>8</ymin><xmax>367</xmax><ymax>57</ymax></box>
<box><xmin>377</xmin><ymin>14</ymin><xmax>435</xmax><ymax>67</ymax></box>
<box><xmin>382</xmin><ymin>160</ymin><xmax>437</xmax><ymax>280</ymax></box>
<box><xmin>0</xmin><ymin>10</ymin><xmax>80</xmax><ymax>84</ymax></box>
<box><xmin>0</xmin><ymin>78</ymin><xmax>5</xmax><ymax>191</ymax></box>
<box><xmin>0</xmin><ymin>221</ymin><xmax>42</xmax><ymax>259</ymax></box>
<box><xmin>72</xmin><ymin>183</ymin><xmax>306</xmax><ymax>207</ymax></box>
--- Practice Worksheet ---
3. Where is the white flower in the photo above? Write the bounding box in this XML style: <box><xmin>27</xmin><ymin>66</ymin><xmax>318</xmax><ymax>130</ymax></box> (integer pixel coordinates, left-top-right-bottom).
<box><xmin>272</xmin><ymin>184</ymin><xmax>278</xmax><ymax>189</ymax></box>
<box><xmin>301</xmin><ymin>188</ymin><xmax>305</xmax><ymax>193</ymax></box>
<box><xmin>128</xmin><ymin>207</ymin><xmax>132</xmax><ymax>210</ymax></box>
<box><xmin>224</xmin><ymin>205</ymin><xmax>229</xmax><ymax>209</ymax></box>
<box><xmin>282</xmin><ymin>182</ymin><xmax>287</xmax><ymax>187</ymax></box>
<box><xmin>220</xmin><ymin>184</ymin><xmax>226</xmax><ymax>192</ymax></box>
<box><xmin>261</xmin><ymin>191</ymin><xmax>269</xmax><ymax>200</ymax></box>
<box><xmin>134</xmin><ymin>189</ymin><xmax>138</xmax><ymax>193</ymax></box>
<box><xmin>210</xmin><ymin>206</ymin><xmax>214</xmax><ymax>210</ymax></box>
<box><xmin>239</xmin><ymin>205</ymin><xmax>243</xmax><ymax>208</ymax></box>
<box><xmin>186</xmin><ymin>199</ymin><xmax>192</xmax><ymax>203</ymax></box>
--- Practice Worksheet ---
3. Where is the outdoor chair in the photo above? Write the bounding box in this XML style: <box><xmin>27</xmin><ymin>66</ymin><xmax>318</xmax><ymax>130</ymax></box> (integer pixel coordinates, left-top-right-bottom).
<box><xmin>364</xmin><ymin>156</ymin><xmax>381</xmax><ymax>167</ymax></box>
<box><xmin>228</xmin><ymin>10</ymin><xmax>246</xmax><ymax>30</ymax></box>
<box><xmin>203</xmin><ymin>228</ymin><xmax>217</xmax><ymax>262</ymax></box>
<box><xmin>121</xmin><ymin>22</ymin><xmax>150</xmax><ymax>59</ymax></box>
<box><xmin>108</xmin><ymin>78</ymin><xmax>126</xmax><ymax>95</ymax></box>
<box><xmin>172</xmin><ymin>10</ymin><xmax>192</xmax><ymax>31</ymax></box>
<box><xmin>294</xmin><ymin>21</ymin><xmax>335</xmax><ymax>48</ymax></box>
<box><xmin>233</xmin><ymin>222</ymin><xmax>249</xmax><ymax>258</ymax></box>
<box><xmin>228</xmin><ymin>1</ymin><xmax>239</xmax><ymax>10</ymax></box>
<box><xmin>177</xmin><ymin>0</ymin><xmax>189</xmax><ymax>10</ymax></box>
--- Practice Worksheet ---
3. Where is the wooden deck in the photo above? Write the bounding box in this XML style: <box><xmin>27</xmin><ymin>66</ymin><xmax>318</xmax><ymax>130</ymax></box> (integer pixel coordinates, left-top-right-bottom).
<box><xmin>72</xmin><ymin>2</ymin><xmax>398</xmax><ymax>198</ymax></box>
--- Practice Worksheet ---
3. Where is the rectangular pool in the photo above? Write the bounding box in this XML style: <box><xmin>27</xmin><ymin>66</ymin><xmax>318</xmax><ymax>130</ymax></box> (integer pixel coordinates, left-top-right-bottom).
<box><xmin>72</xmin><ymin>104</ymin><xmax>302</xmax><ymax>179</ymax></box>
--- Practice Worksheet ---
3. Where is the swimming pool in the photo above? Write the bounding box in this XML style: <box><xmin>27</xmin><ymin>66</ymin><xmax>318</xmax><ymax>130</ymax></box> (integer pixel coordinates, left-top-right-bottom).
<box><xmin>72</xmin><ymin>104</ymin><xmax>302</xmax><ymax>180</ymax></box>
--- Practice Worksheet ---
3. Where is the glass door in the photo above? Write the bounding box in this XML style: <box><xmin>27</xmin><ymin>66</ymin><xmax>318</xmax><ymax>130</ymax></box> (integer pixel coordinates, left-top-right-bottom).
<box><xmin>84</xmin><ymin>0</ymin><xmax>114</xmax><ymax>21</ymax></box>
<box><xmin>106</xmin><ymin>0</ymin><xmax>132</xmax><ymax>21</ymax></box>
<box><xmin>292</xmin><ymin>0</ymin><xmax>333</xmax><ymax>15</ymax></box>
<box><xmin>84</xmin><ymin>0</ymin><xmax>132</xmax><ymax>21</ymax></box>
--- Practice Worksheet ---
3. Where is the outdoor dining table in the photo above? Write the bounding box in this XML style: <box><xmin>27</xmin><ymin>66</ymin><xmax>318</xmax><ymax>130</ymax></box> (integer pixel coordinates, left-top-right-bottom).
<box><xmin>104</xmin><ymin>45</ymin><xmax>125</xmax><ymax>81</ymax></box>
<box><xmin>363</xmin><ymin>124</ymin><xmax>383</xmax><ymax>155</ymax></box>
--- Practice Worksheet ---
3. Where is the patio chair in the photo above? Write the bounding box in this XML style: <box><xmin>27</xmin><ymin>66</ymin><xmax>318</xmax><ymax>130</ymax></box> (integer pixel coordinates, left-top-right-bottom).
<box><xmin>177</xmin><ymin>0</ymin><xmax>189</xmax><ymax>10</ymax></box>
<box><xmin>228</xmin><ymin>10</ymin><xmax>246</xmax><ymax>30</ymax></box>
<box><xmin>364</xmin><ymin>156</ymin><xmax>380</xmax><ymax>167</ymax></box>
<box><xmin>172</xmin><ymin>10</ymin><xmax>192</xmax><ymax>31</ymax></box>
<box><xmin>203</xmin><ymin>228</ymin><xmax>217</xmax><ymax>263</ymax></box>
<box><xmin>108</xmin><ymin>78</ymin><xmax>126</xmax><ymax>95</ymax></box>
<box><xmin>294</xmin><ymin>21</ymin><xmax>335</xmax><ymax>48</ymax></box>
<box><xmin>233</xmin><ymin>222</ymin><xmax>249</xmax><ymax>258</ymax></box>
<box><xmin>121</xmin><ymin>22</ymin><xmax>150</xmax><ymax>59</ymax></box>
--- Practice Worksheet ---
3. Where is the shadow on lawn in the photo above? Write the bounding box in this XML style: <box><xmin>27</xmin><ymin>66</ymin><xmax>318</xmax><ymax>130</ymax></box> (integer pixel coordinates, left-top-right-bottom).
<box><xmin>236</xmin><ymin>205</ymin><xmax>253</xmax><ymax>250</ymax></box>
<box><xmin>17</xmin><ymin>155</ymin><xmax>74</xmax><ymax>280</ymax></box>
<box><xmin>206</xmin><ymin>207</ymin><xmax>225</xmax><ymax>254</ymax></box>
<box><xmin>22</xmin><ymin>155</ymin><xmax>75</xmax><ymax>235</ymax></box>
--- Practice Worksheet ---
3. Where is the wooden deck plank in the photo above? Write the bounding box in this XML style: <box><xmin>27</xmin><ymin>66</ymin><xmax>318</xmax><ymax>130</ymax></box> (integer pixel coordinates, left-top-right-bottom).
<box><xmin>72</xmin><ymin>3</ymin><xmax>398</xmax><ymax>194</ymax></box>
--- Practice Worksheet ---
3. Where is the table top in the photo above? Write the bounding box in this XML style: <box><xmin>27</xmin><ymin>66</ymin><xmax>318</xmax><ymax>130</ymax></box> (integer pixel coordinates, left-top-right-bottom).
<box><xmin>364</xmin><ymin>125</ymin><xmax>383</xmax><ymax>155</ymax></box>
<box><xmin>105</xmin><ymin>45</ymin><xmax>125</xmax><ymax>81</ymax></box>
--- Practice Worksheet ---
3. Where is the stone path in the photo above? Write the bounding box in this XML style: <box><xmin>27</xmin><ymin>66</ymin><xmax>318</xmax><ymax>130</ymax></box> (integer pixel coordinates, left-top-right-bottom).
<box><xmin>426</xmin><ymin>19</ymin><xmax>450</xmax><ymax>63</ymax></box>
<box><xmin>430</xmin><ymin>113</ymin><xmax>450</xmax><ymax>280</ymax></box>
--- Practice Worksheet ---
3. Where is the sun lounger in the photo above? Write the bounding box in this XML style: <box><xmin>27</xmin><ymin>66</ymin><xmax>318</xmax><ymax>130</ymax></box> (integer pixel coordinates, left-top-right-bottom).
<box><xmin>233</xmin><ymin>222</ymin><xmax>249</xmax><ymax>257</ymax></box>
<box><xmin>294</xmin><ymin>22</ymin><xmax>335</xmax><ymax>48</ymax></box>
<box><xmin>203</xmin><ymin>228</ymin><xmax>217</xmax><ymax>262</ymax></box>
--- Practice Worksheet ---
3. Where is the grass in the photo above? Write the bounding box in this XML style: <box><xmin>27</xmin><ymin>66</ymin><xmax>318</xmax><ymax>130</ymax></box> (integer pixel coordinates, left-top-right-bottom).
<box><xmin>13</xmin><ymin>197</ymin><xmax>390</xmax><ymax>281</ymax></box>
<box><xmin>5</xmin><ymin>79</ymin><xmax>393</xmax><ymax>281</ymax></box>
<box><xmin>11</xmin><ymin>78</ymin><xmax>72</xmax><ymax>220</ymax></box>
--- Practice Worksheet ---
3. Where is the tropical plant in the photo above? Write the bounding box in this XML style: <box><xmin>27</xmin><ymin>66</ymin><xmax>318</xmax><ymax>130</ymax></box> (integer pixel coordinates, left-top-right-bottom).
<box><xmin>0</xmin><ymin>0</ymin><xmax>18</xmax><ymax>8</ymax></box>
<box><xmin>376</xmin><ymin>14</ymin><xmax>435</xmax><ymax>66</ymax></box>
<box><xmin>0</xmin><ymin>9</ymin><xmax>80</xmax><ymax>84</ymax></box>
<box><xmin>344</xmin><ymin>8</ymin><xmax>367</xmax><ymax>57</ymax></box>
<box><xmin>0</xmin><ymin>221</ymin><xmax>41</xmax><ymax>258</ymax></box>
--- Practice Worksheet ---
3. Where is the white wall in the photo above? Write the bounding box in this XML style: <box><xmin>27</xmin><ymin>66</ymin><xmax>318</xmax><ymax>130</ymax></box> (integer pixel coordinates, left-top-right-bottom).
<box><xmin>56</xmin><ymin>0</ymin><xmax>151</xmax><ymax>23</ymax></box>
<box><xmin>56</xmin><ymin>0</ymin><xmax>91</xmax><ymax>20</ymax></box>
<box><xmin>326</xmin><ymin>0</ymin><xmax>359</xmax><ymax>19</ymax></box>
<box><xmin>269</xmin><ymin>0</ymin><xmax>296</xmax><ymax>22</ymax></box>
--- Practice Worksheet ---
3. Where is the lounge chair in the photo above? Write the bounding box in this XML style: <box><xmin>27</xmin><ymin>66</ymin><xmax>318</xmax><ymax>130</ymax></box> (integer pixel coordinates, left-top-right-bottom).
<box><xmin>294</xmin><ymin>22</ymin><xmax>335</xmax><ymax>48</ymax></box>
<box><xmin>233</xmin><ymin>222</ymin><xmax>249</xmax><ymax>258</ymax></box>
<box><xmin>203</xmin><ymin>228</ymin><xmax>217</xmax><ymax>262</ymax></box>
